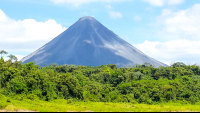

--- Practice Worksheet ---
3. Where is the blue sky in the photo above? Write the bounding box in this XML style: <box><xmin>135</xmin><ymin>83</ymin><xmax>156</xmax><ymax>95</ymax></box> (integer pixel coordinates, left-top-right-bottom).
<box><xmin>0</xmin><ymin>0</ymin><xmax>200</xmax><ymax>65</ymax></box>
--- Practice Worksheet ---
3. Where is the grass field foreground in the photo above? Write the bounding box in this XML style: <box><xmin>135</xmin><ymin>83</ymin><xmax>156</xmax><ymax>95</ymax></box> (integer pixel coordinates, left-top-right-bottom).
<box><xmin>1</xmin><ymin>96</ymin><xmax>200</xmax><ymax>112</ymax></box>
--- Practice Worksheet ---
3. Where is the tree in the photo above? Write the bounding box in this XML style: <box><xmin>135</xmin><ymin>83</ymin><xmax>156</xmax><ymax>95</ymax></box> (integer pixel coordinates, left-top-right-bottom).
<box><xmin>171</xmin><ymin>62</ymin><xmax>186</xmax><ymax>68</ymax></box>
<box><xmin>7</xmin><ymin>54</ymin><xmax>18</xmax><ymax>62</ymax></box>
<box><xmin>50</xmin><ymin>63</ymin><xmax>58</xmax><ymax>68</ymax></box>
<box><xmin>107</xmin><ymin>64</ymin><xmax>117</xmax><ymax>69</ymax></box>
<box><xmin>0</xmin><ymin>50</ymin><xmax>8</xmax><ymax>58</ymax></box>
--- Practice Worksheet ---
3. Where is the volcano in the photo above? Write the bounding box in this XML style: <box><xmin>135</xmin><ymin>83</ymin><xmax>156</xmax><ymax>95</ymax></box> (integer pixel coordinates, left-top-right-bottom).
<box><xmin>21</xmin><ymin>16</ymin><xmax>167</xmax><ymax>67</ymax></box>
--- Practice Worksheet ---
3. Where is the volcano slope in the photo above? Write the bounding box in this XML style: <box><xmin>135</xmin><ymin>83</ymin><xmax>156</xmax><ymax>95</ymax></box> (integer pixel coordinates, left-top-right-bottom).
<box><xmin>21</xmin><ymin>16</ymin><xmax>167</xmax><ymax>67</ymax></box>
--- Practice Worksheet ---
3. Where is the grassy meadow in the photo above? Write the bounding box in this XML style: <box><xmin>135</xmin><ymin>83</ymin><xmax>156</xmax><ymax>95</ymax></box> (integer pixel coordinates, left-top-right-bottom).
<box><xmin>1</xmin><ymin>95</ymin><xmax>200</xmax><ymax>112</ymax></box>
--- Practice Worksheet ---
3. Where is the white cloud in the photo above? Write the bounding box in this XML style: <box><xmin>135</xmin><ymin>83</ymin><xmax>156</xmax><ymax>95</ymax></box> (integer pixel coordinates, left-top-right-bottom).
<box><xmin>134</xmin><ymin>15</ymin><xmax>141</xmax><ymax>21</ymax></box>
<box><xmin>15</xmin><ymin>55</ymin><xmax>25</xmax><ymax>61</ymax></box>
<box><xmin>143</xmin><ymin>0</ymin><xmax>164</xmax><ymax>6</ymax></box>
<box><xmin>0</xmin><ymin>9</ymin><xmax>66</xmax><ymax>60</ymax></box>
<box><xmin>136</xmin><ymin>3</ymin><xmax>200</xmax><ymax>66</ymax></box>
<box><xmin>143</xmin><ymin>0</ymin><xmax>184</xmax><ymax>7</ymax></box>
<box><xmin>154</xmin><ymin>4</ymin><xmax>200</xmax><ymax>40</ymax></box>
<box><xmin>109</xmin><ymin>11</ymin><xmax>122</xmax><ymax>19</ymax></box>
<box><xmin>50</xmin><ymin>0</ymin><xmax>129</xmax><ymax>6</ymax></box>
<box><xmin>168</xmin><ymin>0</ymin><xmax>184</xmax><ymax>5</ymax></box>
<box><xmin>134</xmin><ymin>39</ymin><xmax>200</xmax><ymax>66</ymax></box>
<box><xmin>105</xmin><ymin>4</ymin><xmax>113</xmax><ymax>9</ymax></box>
<box><xmin>3</xmin><ymin>55</ymin><xmax>25</xmax><ymax>62</ymax></box>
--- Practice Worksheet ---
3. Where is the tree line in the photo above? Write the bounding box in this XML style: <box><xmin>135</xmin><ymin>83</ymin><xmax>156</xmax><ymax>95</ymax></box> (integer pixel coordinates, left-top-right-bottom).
<box><xmin>1</xmin><ymin>50</ymin><xmax>200</xmax><ymax>104</ymax></box>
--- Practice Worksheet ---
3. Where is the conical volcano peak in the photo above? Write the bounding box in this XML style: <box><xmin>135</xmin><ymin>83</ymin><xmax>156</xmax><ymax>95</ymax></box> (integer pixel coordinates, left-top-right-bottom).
<box><xmin>79</xmin><ymin>16</ymin><xmax>96</xmax><ymax>22</ymax></box>
<box><xmin>21</xmin><ymin>16</ymin><xmax>168</xmax><ymax>68</ymax></box>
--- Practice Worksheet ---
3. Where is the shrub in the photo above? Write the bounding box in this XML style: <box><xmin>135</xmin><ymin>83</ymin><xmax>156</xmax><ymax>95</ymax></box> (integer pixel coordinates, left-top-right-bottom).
<box><xmin>67</xmin><ymin>99</ymin><xmax>73</xmax><ymax>104</ymax></box>
<box><xmin>6</xmin><ymin>98</ymin><xmax>11</xmax><ymax>102</ymax></box>
<box><xmin>27</xmin><ymin>94</ymin><xmax>38</xmax><ymax>100</ymax></box>
<box><xmin>147</xmin><ymin>98</ymin><xmax>153</xmax><ymax>105</ymax></box>
<box><xmin>0</xmin><ymin>102</ymin><xmax>7</xmax><ymax>109</ymax></box>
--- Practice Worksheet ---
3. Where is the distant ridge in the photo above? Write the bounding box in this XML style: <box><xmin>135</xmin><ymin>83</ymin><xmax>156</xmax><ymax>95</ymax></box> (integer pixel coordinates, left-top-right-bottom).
<box><xmin>21</xmin><ymin>16</ymin><xmax>168</xmax><ymax>67</ymax></box>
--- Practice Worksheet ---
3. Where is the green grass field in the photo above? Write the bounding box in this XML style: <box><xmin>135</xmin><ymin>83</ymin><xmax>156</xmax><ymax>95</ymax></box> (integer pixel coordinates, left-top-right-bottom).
<box><xmin>1</xmin><ymin>96</ymin><xmax>200</xmax><ymax>112</ymax></box>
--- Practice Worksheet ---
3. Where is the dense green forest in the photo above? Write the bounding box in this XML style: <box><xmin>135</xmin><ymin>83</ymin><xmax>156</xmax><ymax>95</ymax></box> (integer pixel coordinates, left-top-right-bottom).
<box><xmin>1</xmin><ymin>52</ymin><xmax>200</xmax><ymax>106</ymax></box>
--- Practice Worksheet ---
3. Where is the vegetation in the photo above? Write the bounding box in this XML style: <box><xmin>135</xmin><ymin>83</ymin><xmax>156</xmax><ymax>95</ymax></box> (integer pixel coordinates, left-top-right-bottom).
<box><xmin>1</xmin><ymin>50</ymin><xmax>200</xmax><ymax>111</ymax></box>
<box><xmin>1</xmin><ymin>97</ymin><xmax>200</xmax><ymax>112</ymax></box>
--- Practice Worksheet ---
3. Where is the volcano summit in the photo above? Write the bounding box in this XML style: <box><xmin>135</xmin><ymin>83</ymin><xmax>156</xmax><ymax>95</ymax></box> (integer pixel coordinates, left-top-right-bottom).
<box><xmin>21</xmin><ymin>16</ymin><xmax>167</xmax><ymax>67</ymax></box>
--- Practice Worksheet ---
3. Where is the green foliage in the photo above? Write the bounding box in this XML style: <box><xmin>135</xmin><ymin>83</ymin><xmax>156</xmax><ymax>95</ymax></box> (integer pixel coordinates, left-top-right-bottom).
<box><xmin>27</xmin><ymin>94</ymin><xmax>39</xmax><ymax>100</ymax></box>
<box><xmin>0</xmin><ymin>50</ymin><xmax>8</xmax><ymax>58</ymax></box>
<box><xmin>171</xmin><ymin>62</ymin><xmax>186</xmax><ymax>68</ymax></box>
<box><xmin>0</xmin><ymin>102</ymin><xmax>7</xmax><ymax>109</ymax></box>
<box><xmin>6</xmin><ymin>98</ymin><xmax>11</xmax><ymax>103</ymax></box>
<box><xmin>1</xmin><ymin>55</ymin><xmax>200</xmax><ymax>105</ymax></box>
<box><xmin>7</xmin><ymin>54</ymin><xmax>18</xmax><ymax>62</ymax></box>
